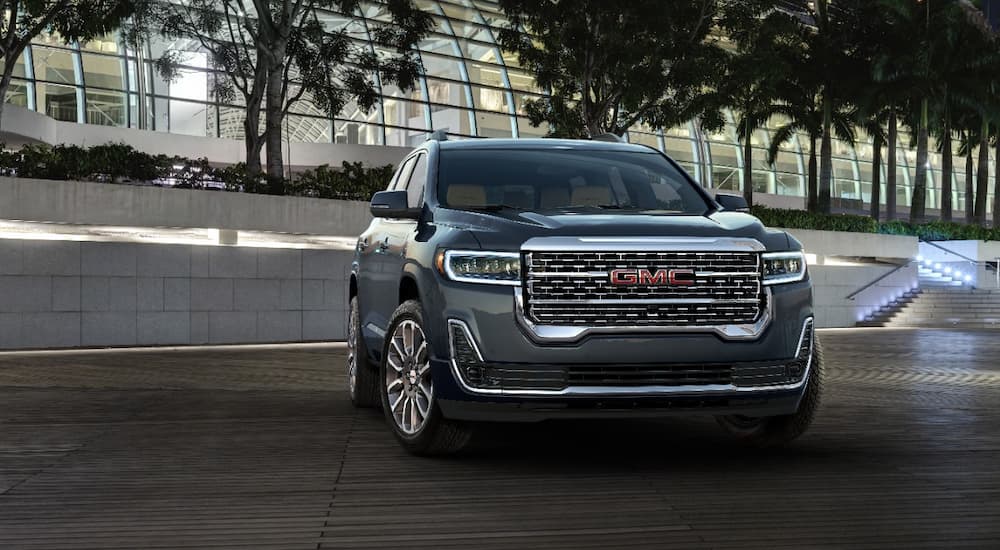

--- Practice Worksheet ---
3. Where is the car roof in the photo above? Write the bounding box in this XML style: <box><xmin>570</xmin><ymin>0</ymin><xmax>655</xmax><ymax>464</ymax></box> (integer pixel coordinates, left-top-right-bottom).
<box><xmin>435</xmin><ymin>138</ymin><xmax>654</xmax><ymax>153</ymax></box>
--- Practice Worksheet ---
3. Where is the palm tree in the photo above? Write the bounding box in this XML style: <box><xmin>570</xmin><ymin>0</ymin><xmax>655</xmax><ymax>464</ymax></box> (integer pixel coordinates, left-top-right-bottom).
<box><xmin>720</xmin><ymin>0</ymin><xmax>799</xmax><ymax>208</ymax></box>
<box><xmin>765</xmin><ymin>78</ymin><xmax>856</xmax><ymax>212</ymax></box>
<box><xmin>855</xmin><ymin>107</ymin><xmax>889</xmax><ymax>221</ymax></box>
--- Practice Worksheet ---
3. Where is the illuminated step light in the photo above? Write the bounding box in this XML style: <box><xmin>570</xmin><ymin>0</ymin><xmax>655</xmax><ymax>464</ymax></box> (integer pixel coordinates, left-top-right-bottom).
<box><xmin>944</xmin><ymin>267</ymin><xmax>952</xmax><ymax>274</ymax></box>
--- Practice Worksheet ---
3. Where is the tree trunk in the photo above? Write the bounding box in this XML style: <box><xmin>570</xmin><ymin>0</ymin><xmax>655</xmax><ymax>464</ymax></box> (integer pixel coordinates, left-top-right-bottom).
<box><xmin>995</xmin><ymin>139</ymin><xmax>1000</xmax><ymax>229</ymax></box>
<box><xmin>940</xmin><ymin>119</ymin><xmax>953</xmax><ymax>223</ymax></box>
<box><xmin>965</xmin><ymin>144</ymin><xmax>975</xmax><ymax>224</ymax></box>
<box><xmin>243</xmin><ymin>108</ymin><xmax>264</xmax><ymax>175</ymax></box>
<box><xmin>975</xmin><ymin>118</ymin><xmax>989</xmax><ymax>225</ymax></box>
<box><xmin>887</xmin><ymin>109</ymin><xmax>897</xmax><ymax>221</ymax></box>
<box><xmin>742</xmin><ymin>119</ymin><xmax>753</xmax><ymax>207</ymax></box>
<box><xmin>910</xmin><ymin>98</ymin><xmax>929</xmax><ymax>223</ymax></box>
<box><xmin>870</xmin><ymin>135</ymin><xmax>882</xmax><ymax>221</ymax></box>
<box><xmin>818</xmin><ymin>97</ymin><xmax>833</xmax><ymax>214</ymax></box>
<box><xmin>0</xmin><ymin>59</ymin><xmax>18</xmax><ymax>130</ymax></box>
<box><xmin>808</xmin><ymin>136</ymin><xmax>818</xmax><ymax>212</ymax></box>
<box><xmin>264</xmin><ymin>64</ymin><xmax>286</xmax><ymax>180</ymax></box>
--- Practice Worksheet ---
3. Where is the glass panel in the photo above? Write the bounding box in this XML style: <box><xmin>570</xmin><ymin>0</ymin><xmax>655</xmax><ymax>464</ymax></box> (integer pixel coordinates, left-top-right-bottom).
<box><xmin>287</xmin><ymin>115</ymin><xmax>331</xmax><ymax>142</ymax></box>
<box><xmin>81</xmin><ymin>53</ymin><xmax>125</xmax><ymax>90</ymax></box>
<box><xmin>475</xmin><ymin>111</ymin><xmax>514</xmax><ymax>137</ymax></box>
<box><xmin>515</xmin><ymin>116</ymin><xmax>549</xmax><ymax>137</ymax></box>
<box><xmin>427</xmin><ymin>78</ymin><xmax>472</xmax><ymax>108</ymax></box>
<box><xmin>169</xmin><ymin>56</ymin><xmax>209</xmax><ymax>101</ymax></box>
<box><xmin>152</xmin><ymin>96</ymin><xmax>167</xmax><ymax>131</ymax></box>
<box><xmin>506</xmin><ymin>68</ymin><xmax>542</xmax><ymax>93</ymax></box>
<box><xmin>628</xmin><ymin>131</ymin><xmax>660</xmax><ymax>151</ymax></box>
<box><xmin>775</xmin><ymin>172</ymin><xmax>803</xmax><ymax>196</ymax></box>
<box><xmin>4</xmin><ymin>80</ymin><xmax>30</xmax><ymax>107</ymax></box>
<box><xmin>317</xmin><ymin>10</ymin><xmax>369</xmax><ymax>38</ymax></box>
<box><xmin>1</xmin><ymin>51</ymin><xmax>28</xmax><ymax>78</ymax></box>
<box><xmin>466</xmin><ymin>60</ymin><xmax>505</xmax><ymax>88</ymax></box>
<box><xmin>431</xmin><ymin>106</ymin><xmax>475</xmax><ymax>135</ymax></box>
<box><xmin>169</xmin><ymin>99</ymin><xmax>209</xmax><ymax>136</ymax></box>
<box><xmin>217</xmin><ymin>106</ymin><xmax>249</xmax><ymax>140</ymax></box>
<box><xmin>437</xmin><ymin>2</ymin><xmax>482</xmax><ymax>23</ymax></box>
<box><xmin>471</xmin><ymin>85</ymin><xmax>510</xmax><ymax>112</ymax></box>
<box><xmin>85</xmin><ymin>89</ymin><xmax>126</xmax><ymax>126</ymax></box>
<box><xmin>771</xmin><ymin>150</ymin><xmax>800</xmax><ymax>174</ymax></box>
<box><xmin>128</xmin><ymin>93</ymin><xmax>139</xmax><ymax>128</ymax></box>
<box><xmin>334</xmin><ymin>119</ymin><xmax>382</xmax><ymax>145</ymax></box>
<box><xmin>32</xmin><ymin>46</ymin><xmax>77</xmax><ymax>84</ymax></box>
<box><xmin>664</xmin><ymin>125</ymin><xmax>693</xmax><ymax>138</ymax></box>
<box><xmin>420</xmin><ymin>34</ymin><xmax>462</xmax><ymax>57</ymax></box>
<box><xmin>664</xmin><ymin>137</ymin><xmax>697</xmax><ymax>164</ymax></box>
<box><xmin>512</xmin><ymin>91</ymin><xmax>545</xmax><ymax>116</ymax></box>
<box><xmin>37</xmin><ymin>82</ymin><xmax>79</xmax><ymax>121</ymax></box>
<box><xmin>457</xmin><ymin>38</ymin><xmax>501</xmax><ymax>64</ymax></box>
<box><xmin>420</xmin><ymin>53</ymin><xmax>465</xmax><ymax>80</ymax></box>
<box><xmin>80</xmin><ymin>32</ymin><xmax>120</xmax><ymax>54</ymax></box>
<box><xmin>382</xmin><ymin>97</ymin><xmax>429</xmax><ymax>129</ymax></box>
<box><xmin>385</xmin><ymin>125</ymin><xmax>429</xmax><ymax>147</ymax></box>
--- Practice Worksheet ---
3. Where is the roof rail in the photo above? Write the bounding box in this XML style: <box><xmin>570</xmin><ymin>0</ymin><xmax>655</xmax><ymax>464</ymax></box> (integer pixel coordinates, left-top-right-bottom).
<box><xmin>426</xmin><ymin>129</ymin><xmax>448</xmax><ymax>142</ymax></box>
<box><xmin>591</xmin><ymin>133</ymin><xmax>625</xmax><ymax>143</ymax></box>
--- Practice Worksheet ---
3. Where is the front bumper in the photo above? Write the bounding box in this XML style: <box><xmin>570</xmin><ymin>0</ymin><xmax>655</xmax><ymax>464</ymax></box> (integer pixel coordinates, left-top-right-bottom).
<box><xmin>425</xmin><ymin>278</ymin><xmax>814</xmax><ymax>422</ymax></box>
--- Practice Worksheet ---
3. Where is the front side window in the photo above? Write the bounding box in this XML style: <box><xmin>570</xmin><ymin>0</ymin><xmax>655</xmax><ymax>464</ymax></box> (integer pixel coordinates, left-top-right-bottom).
<box><xmin>437</xmin><ymin>148</ymin><xmax>709</xmax><ymax>214</ymax></box>
<box><xmin>405</xmin><ymin>154</ymin><xmax>427</xmax><ymax>208</ymax></box>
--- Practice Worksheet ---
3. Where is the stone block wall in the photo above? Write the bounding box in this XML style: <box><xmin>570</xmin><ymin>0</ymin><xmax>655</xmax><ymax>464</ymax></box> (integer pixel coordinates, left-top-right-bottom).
<box><xmin>0</xmin><ymin>239</ymin><xmax>352</xmax><ymax>349</ymax></box>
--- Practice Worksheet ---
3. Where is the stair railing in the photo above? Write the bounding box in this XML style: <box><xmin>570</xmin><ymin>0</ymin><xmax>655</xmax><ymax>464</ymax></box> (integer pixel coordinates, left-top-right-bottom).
<box><xmin>846</xmin><ymin>260</ymin><xmax>914</xmax><ymax>301</ymax></box>
<box><xmin>921</xmin><ymin>239</ymin><xmax>997</xmax><ymax>289</ymax></box>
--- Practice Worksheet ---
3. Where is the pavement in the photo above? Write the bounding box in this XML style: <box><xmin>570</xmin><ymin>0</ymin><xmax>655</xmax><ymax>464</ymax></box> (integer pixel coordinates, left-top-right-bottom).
<box><xmin>1</xmin><ymin>328</ymin><xmax>999</xmax><ymax>549</ymax></box>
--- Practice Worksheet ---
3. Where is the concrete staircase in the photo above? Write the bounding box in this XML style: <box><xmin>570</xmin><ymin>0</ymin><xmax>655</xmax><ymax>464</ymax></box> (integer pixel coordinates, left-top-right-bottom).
<box><xmin>858</xmin><ymin>264</ymin><xmax>1000</xmax><ymax>328</ymax></box>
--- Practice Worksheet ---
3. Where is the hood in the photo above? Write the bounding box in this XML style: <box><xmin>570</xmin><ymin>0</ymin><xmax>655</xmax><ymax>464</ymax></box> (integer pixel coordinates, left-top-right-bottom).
<box><xmin>432</xmin><ymin>208</ymin><xmax>792</xmax><ymax>251</ymax></box>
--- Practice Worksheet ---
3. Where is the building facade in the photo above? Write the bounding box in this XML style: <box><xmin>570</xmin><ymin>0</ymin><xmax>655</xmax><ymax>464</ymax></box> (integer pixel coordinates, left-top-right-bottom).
<box><xmin>1</xmin><ymin>0</ymin><xmax>995</xmax><ymax>218</ymax></box>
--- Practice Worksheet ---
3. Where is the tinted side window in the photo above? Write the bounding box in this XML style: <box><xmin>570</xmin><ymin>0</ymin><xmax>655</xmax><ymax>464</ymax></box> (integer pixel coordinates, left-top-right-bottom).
<box><xmin>404</xmin><ymin>154</ymin><xmax>428</xmax><ymax>208</ymax></box>
<box><xmin>391</xmin><ymin>157</ymin><xmax>417</xmax><ymax>191</ymax></box>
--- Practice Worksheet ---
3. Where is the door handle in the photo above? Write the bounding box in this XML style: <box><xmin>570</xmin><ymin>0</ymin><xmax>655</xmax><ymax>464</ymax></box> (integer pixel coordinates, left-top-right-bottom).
<box><xmin>357</xmin><ymin>238</ymin><xmax>369</xmax><ymax>252</ymax></box>
<box><xmin>376</xmin><ymin>236</ymin><xmax>390</xmax><ymax>253</ymax></box>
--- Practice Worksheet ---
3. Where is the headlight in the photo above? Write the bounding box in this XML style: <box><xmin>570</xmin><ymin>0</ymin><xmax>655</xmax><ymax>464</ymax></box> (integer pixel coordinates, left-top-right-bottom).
<box><xmin>762</xmin><ymin>251</ymin><xmax>807</xmax><ymax>285</ymax></box>
<box><xmin>437</xmin><ymin>250</ymin><xmax>521</xmax><ymax>285</ymax></box>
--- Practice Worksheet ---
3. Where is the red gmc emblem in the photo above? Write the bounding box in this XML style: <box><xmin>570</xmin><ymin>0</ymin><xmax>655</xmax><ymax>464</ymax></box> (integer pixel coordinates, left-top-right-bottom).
<box><xmin>609</xmin><ymin>268</ymin><xmax>696</xmax><ymax>286</ymax></box>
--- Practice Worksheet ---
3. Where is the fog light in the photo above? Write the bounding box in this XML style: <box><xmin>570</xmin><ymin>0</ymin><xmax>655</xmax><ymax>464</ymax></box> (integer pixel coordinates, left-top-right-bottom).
<box><xmin>448</xmin><ymin>320</ymin><xmax>500</xmax><ymax>389</ymax></box>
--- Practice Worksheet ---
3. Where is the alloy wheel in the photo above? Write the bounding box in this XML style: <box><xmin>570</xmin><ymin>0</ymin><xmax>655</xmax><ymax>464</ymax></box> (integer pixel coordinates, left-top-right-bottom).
<box><xmin>385</xmin><ymin>319</ymin><xmax>433</xmax><ymax>434</ymax></box>
<box><xmin>347</xmin><ymin>305</ymin><xmax>358</xmax><ymax>399</ymax></box>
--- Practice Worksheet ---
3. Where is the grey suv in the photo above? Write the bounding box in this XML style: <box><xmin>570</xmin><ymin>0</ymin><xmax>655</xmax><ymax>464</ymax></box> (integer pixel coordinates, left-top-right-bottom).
<box><xmin>349</xmin><ymin>137</ymin><xmax>821</xmax><ymax>455</ymax></box>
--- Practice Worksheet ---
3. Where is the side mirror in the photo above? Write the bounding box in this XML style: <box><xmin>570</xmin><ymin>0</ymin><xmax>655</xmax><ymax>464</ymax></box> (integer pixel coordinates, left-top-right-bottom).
<box><xmin>715</xmin><ymin>193</ymin><xmax>750</xmax><ymax>213</ymax></box>
<box><xmin>370</xmin><ymin>190</ymin><xmax>421</xmax><ymax>219</ymax></box>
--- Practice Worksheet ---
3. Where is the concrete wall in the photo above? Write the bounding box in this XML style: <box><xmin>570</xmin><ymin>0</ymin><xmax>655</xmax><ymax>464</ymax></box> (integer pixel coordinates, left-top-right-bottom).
<box><xmin>811</xmin><ymin>263</ymin><xmax>919</xmax><ymax>328</ymax></box>
<box><xmin>0</xmin><ymin>177</ymin><xmax>374</xmax><ymax>237</ymax></box>
<box><xmin>0</xmin><ymin>239</ymin><xmax>351</xmax><ymax>349</ymax></box>
<box><xmin>1</xmin><ymin>105</ymin><xmax>411</xmax><ymax>171</ymax></box>
<box><xmin>781</xmin><ymin>228</ymin><xmax>917</xmax><ymax>260</ymax></box>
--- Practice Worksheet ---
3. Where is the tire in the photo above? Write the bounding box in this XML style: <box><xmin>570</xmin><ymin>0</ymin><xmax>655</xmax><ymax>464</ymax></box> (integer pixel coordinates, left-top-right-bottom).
<box><xmin>380</xmin><ymin>300</ymin><xmax>472</xmax><ymax>456</ymax></box>
<box><xmin>347</xmin><ymin>297</ymin><xmax>379</xmax><ymax>408</ymax></box>
<box><xmin>716</xmin><ymin>336</ymin><xmax>824</xmax><ymax>448</ymax></box>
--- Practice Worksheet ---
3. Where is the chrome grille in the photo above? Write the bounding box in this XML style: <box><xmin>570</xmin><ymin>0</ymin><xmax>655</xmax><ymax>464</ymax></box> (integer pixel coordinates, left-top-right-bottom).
<box><xmin>524</xmin><ymin>251</ymin><xmax>764</xmax><ymax>326</ymax></box>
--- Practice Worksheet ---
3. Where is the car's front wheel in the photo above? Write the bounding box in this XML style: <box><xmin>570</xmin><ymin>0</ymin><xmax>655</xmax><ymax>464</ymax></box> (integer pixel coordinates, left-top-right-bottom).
<box><xmin>716</xmin><ymin>337</ymin><xmax>824</xmax><ymax>448</ymax></box>
<box><xmin>380</xmin><ymin>300</ymin><xmax>471</xmax><ymax>455</ymax></box>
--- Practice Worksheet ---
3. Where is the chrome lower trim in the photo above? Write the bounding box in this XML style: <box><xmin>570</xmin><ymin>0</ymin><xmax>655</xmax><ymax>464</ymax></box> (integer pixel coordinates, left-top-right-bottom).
<box><xmin>447</xmin><ymin>317</ymin><xmax>815</xmax><ymax>397</ymax></box>
<box><xmin>514</xmin><ymin>286</ymin><xmax>773</xmax><ymax>342</ymax></box>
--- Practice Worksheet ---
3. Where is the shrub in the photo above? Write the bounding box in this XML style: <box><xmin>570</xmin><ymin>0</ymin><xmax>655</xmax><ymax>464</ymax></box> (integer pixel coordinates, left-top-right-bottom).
<box><xmin>751</xmin><ymin>205</ymin><xmax>1000</xmax><ymax>241</ymax></box>
<box><xmin>291</xmin><ymin>161</ymin><xmax>393</xmax><ymax>201</ymax></box>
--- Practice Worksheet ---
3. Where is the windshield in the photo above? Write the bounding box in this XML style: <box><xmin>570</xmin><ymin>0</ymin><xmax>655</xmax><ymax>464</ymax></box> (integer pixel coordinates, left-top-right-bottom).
<box><xmin>437</xmin><ymin>148</ymin><xmax>710</xmax><ymax>214</ymax></box>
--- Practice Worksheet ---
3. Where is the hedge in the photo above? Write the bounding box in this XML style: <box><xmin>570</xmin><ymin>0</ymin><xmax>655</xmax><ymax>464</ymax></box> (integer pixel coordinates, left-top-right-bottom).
<box><xmin>751</xmin><ymin>205</ymin><xmax>1000</xmax><ymax>242</ymax></box>
<box><xmin>0</xmin><ymin>142</ymin><xmax>394</xmax><ymax>202</ymax></box>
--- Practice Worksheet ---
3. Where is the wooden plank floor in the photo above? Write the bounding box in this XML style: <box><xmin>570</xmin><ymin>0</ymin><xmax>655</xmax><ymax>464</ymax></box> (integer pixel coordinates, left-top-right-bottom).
<box><xmin>1</xmin><ymin>329</ymin><xmax>998</xmax><ymax>549</ymax></box>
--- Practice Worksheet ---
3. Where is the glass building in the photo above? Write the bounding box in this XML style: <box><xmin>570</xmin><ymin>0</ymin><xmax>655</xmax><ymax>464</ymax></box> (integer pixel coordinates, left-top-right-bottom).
<box><xmin>1</xmin><ymin>0</ymin><xmax>995</xmax><ymax>217</ymax></box>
